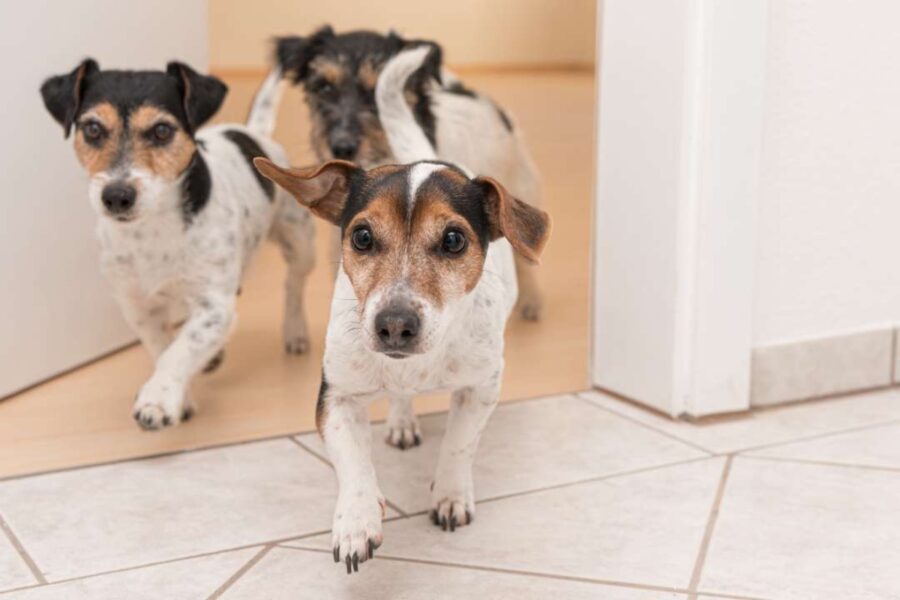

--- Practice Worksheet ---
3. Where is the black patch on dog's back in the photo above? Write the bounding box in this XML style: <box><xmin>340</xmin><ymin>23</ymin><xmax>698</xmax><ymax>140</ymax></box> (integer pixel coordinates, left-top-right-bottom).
<box><xmin>182</xmin><ymin>151</ymin><xmax>211</xmax><ymax>224</ymax></box>
<box><xmin>223</xmin><ymin>130</ymin><xmax>275</xmax><ymax>200</ymax></box>
<box><xmin>494</xmin><ymin>104</ymin><xmax>514</xmax><ymax>132</ymax></box>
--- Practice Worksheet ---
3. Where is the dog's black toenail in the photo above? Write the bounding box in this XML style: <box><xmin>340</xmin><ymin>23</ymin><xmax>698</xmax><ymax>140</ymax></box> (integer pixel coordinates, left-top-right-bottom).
<box><xmin>465</xmin><ymin>509</ymin><xmax>473</xmax><ymax>524</ymax></box>
<box><xmin>333</xmin><ymin>547</ymin><xmax>340</xmax><ymax>563</ymax></box>
<box><xmin>182</xmin><ymin>407</ymin><xmax>194</xmax><ymax>422</ymax></box>
<box><xmin>413</xmin><ymin>434</ymin><xmax>422</xmax><ymax>446</ymax></box>
<box><xmin>450</xmin><ymin>516</ymin><xmax>457</xmax><ymax>532</ymax></box>
<box><xmin>441</xmin><ymin>516</ymin><xmax>448</xmax><ymax>531</ymax></box>
<box><xmin>162</xmin><ymin>415</ymin><xmax>171</xmax><ymax>426</ymax></box>
<box><xmin>345</xmin><ymin>555</ymin><xmax>351</xmax><ymax>574</ymax></box>
<box><xmin>368</xmin><ymin>539</ymin><xmax>375</xmax><ymax>559</ymax></box>
<box><xmin>430</xmin><ymin>510</ymin><xmax>439</xmax><ymax>525</ymax></box>
<box><xmin>352</xmin><ymin>552</ymin><xmax>359</xmax><ymax>572</ymax></box>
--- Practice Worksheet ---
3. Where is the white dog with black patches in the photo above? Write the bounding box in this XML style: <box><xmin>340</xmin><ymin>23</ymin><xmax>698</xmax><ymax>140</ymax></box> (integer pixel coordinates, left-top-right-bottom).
<box><xmin>254</xmin><ymin>46</ymin><xmax>551</xmax><ymax>574</ymax></box>
<box><xmin>40</xmin><ymin>60</ymin><xmax>314</xmax><ymax>429</ymax></box>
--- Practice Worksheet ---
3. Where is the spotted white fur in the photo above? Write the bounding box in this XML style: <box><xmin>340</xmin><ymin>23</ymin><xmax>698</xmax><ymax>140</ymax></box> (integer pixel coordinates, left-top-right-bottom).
<box><xmin>88</xmin><ymin>74</ymin><xmax>314</xmax><ymax>429</ymax></box>
<box><xmin>319</xmin><ymin>47</ymin><xmax>522</xmax><ymax>572</ymax></box>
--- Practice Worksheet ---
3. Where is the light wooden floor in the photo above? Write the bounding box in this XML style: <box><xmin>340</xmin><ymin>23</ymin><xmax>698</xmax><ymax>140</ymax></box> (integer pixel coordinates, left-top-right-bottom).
<box><xmin>0</xmin><ymin>71</ymin><xmax>595</xmax><ymax>479</ymax></box>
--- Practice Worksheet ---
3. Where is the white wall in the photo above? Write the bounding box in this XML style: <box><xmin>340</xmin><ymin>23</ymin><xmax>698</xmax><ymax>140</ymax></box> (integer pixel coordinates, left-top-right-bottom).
<box><xmin>0</xmin><ymin>0</ymin><xmax>208</xmax><ymax>397</ymax></box>
<box><xmin>754</xmin><ymin>0</ymin><xmax>900</xmax><ymax>345</ymax></box>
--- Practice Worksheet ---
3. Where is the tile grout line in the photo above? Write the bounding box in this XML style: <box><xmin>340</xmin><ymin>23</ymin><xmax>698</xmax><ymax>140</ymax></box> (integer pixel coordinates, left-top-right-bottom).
<box><xmin>575</xmin><ymin>392</ymin><xmax>718</xmax><ymax>455</ymax></box>
<box><xmin>738</xmin><ymin>453</ymin><xmax>900</xmax><ymax>475</ymax></box>
<box><xmin>0</xmin><ymin>510</ymin><xmax>47</xmax><ymax>585</ymax></box>
<box><xmin>274</xmin><ymin>544</ymin><xmax>692</xmax><ymax>595</ymax></box>
<box><xmin>288</xmin><ymin>437</ymin><xmax>411</xmax><ymax>518</ymax></box>
<box><xmin>288</xmin><ymin>435</ymin><xmax>410</xmax><ymax>518</ymax></box>
<box><xmin>205</xmin><ymin>544</ymin><xmax>273</xmax><ymax>599</ymax></box>
<box><xmin>584</xmin><ymin>389</ymin><xmax>900</xmax><ymax>458</ymax></box>
<box><xmin>891</xmin><ymin>327</ymin><xmax>898</xmax><ymax>385</ymax></box>
<box><xmin>1</xmin><ymin>455</ymin><xmax>708</xmax><ymax>597</ymax></box>
<box><xmin>732</xmin><ymin>416</ymin><xmax>900</xmax><ymax>456</ymax></box>
<box><xmin>0</xmin><ymin>528</ymin><xmax>331</xmax><ymax>597</ymax></box>
<box><xmin>687</xmin><ymin>455</ymin><xmax>733</xmax><ymax>599</ymax></box>
<box><xmin>0</xmin><ymin>390</ymin><xmax>590</xmax><ymax>484</ymax></box>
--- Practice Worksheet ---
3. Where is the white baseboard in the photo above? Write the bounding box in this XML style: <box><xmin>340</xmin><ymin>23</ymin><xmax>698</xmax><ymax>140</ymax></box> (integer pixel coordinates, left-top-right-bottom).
<box><xmin>751</xmin><ymin>327</ymin><xmax>896</xmax><ymax>407</ymax></box>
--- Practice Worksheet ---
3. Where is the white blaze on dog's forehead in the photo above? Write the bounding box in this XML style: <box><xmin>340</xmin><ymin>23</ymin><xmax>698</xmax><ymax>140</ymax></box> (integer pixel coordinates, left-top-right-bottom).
<box><xmin>407</xmin><ymin>162</ymin><xmax>445</xmax><ymax>208</ymax></box>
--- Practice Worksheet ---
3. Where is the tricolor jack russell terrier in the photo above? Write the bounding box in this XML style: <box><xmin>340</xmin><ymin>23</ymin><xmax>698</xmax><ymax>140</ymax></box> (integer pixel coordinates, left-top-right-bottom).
<box><xmin>40</xmin><ymin>60</ymin><xmax>315</xmax><ymax>429</ymax></box>
<box><xmin>254</xmin><ymin>47</ymin><xmax>551</xmax><ymax>574</ymax></box>
<box><xmin>275</xmin><ymin>27</ymin><xmax>546</xmax><ymax>449</ymax></box>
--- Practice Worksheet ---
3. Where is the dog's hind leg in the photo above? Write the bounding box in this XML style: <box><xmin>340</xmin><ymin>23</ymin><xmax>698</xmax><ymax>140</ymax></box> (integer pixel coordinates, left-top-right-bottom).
<box><xmin>430</xmin><ymin>375</ymin><xmax>501</xmax><ymax>530</ymax></box>
<box><xmin>508</xmin><ymin>150</ymin><xmax>545</xmax><ymax>321</ymax></box>
<box><xmin>271</xmin><ymin>197</ymin><xmax>316</xmax><ymax>354</ymax></box>
<box><xmin>385</xmin><ymin>395</ymin><xmax>421</xmax><ymax>450</ymax></box>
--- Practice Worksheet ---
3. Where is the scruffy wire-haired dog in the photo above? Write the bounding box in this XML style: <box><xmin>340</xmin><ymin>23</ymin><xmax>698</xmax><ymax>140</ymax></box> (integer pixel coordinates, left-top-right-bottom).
<box><xmin>275</xmin><ymin>26</ymin><xmax>546</xmax><ymax>449</ymax></box>
<box><xmin>40</xmin><ymin>60</ymin><xmax>314</xmax><ymax>429</ymax></box>
<box><xmin>254</xmin><ymin>46</ymin><xmax>551</xmax><ymax>573</ymax></box>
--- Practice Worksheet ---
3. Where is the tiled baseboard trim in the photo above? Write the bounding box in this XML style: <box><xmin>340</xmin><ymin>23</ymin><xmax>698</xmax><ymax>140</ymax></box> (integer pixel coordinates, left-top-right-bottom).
<box><xmin>751</xmin><ymin>327</ymin><xmax>897</xmax><ymax>407</ymax></box>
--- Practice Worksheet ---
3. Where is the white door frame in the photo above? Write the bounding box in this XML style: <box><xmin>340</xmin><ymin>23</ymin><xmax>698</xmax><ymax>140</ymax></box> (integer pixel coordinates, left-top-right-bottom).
<box><xmin>592</xmin><ymin>0</ymin><xmax>768</xmax><ymax>417</ymax></box>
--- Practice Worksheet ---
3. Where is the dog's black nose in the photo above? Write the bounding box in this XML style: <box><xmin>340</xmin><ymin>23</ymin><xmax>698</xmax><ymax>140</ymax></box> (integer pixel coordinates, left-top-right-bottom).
<box><xmin>375</xmin><ymin>308</ymin><xmax>420</xmax><ymax>352</ymax></box>
<box><xmin>101</xmin><ymin>183</ymin><xmax>137</xmax><ymax>214</ymax></box>
<box><xmin>330</xmin><ymin>140</ymin><xmax>358</xmax><ymax>160</ymax></box>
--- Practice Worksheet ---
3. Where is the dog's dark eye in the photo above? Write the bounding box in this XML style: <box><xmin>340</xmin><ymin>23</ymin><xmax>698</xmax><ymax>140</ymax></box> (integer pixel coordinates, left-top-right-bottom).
<box><xmin>151</xmin><ymin>123</ymin><xmax>175</xmax><ymax>144</ymax></box>
<box><xmin>82</xmin><ymin>121</ymin><xmax>104</xmax><ymax>142</ymax></box>
<box><xmin>312</xmin><ymin>80</ymin><xmax>336</xmax><ymax>97</ymax></box>
<box><xmin>351</xmin><ymin>226</ymin><xmax>374</xmax><ymax>252</ymax></box>
<box><xmin>442</xmin><ymin>229</ymin><xmax>467</xmax><ymax>255</ymax></box>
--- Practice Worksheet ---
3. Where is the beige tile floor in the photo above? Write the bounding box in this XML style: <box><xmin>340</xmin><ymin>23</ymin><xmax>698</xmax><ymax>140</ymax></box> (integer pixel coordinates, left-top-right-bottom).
<box><xmin>2</xmin><ymin>388</ymin><xmax>900</xmax><ymax>599</ymax></box>
<box><xmin>0</xmin><ymin>71</ymin><xmax>593</xmax><ymax>479</ymax></box>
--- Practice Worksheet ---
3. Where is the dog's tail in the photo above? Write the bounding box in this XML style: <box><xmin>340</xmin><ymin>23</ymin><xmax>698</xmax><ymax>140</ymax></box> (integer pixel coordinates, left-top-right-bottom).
<box><xmin>245</xmin><ymin>67</ymin><xmax>285</xmax><ymax>138</ymax></box>
<box><xmin>376</xmin><ymin>46</ymin><xmax>438</xmax><ymax>163</ymax></box>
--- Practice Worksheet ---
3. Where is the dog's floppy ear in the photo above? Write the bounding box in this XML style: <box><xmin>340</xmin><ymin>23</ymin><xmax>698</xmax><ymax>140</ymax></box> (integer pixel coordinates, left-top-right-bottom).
<box><xmin>40</xmin><ymin>58</ymin><xmax>99</xmax><ymax>138</ymax></box>
<box><xmin>275</xmin><ymin>26</ymin><xmax>335</xmax><ymax>83</ymax></box>
<box><xmin>476</xmin><ymin>176</ymin><xmax>551</xmax><ymax>264</ymax></box>
<box><xmin>166</xmin><ymin>62</ymin><xmax>228</xmax><ymax>134</ymax></box>
<box><xmin>254</xmin><ymin>157</ymin><xmax>357</xmax><ymax>226</ymax></box>
<box><xmin>388</xmin><ymin>31</ymin><xmax>443</xmax><ymax>85</ymax></box>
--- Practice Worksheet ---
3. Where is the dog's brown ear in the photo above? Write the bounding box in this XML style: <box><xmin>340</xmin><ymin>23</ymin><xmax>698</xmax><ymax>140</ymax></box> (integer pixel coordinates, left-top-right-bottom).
<box><xmin>166</xmin><ymin>62</ymin><xmax>228</xmax><ymax>134</ymax></box>
<box><xmin>254</xmin><ymin>157</ymin><xmax>357</xmax><ymax>225</ymax></box>
<box><xmin>476</xmin><ymin>176</ymin><xmax>551</xmax><ymax>264</ymax></box>
<box><xmin>40</xmin><ymin>58</ymin><xmax>99</xmax><ymax>138</ymax></box>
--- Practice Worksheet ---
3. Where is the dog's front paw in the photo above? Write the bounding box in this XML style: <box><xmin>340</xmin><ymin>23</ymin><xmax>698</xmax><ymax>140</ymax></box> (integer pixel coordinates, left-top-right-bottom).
<box><xmin>430</xmin><ymin>479</ymin><xmax>475</xmax><ymax>532</ymax></box>
<box><xmin>332</xmin><ymin>493</ymin><xmax>385</xmax><ymax>574</ymax></box>
<box><xmin>132</xmin><ymin>377</ymin><xmax>191</xmax><ymax>430</ymax></box>
<box><xmin>284</xmin><ymin>315</ymin><xmax>310</xmax><ymax>355</ymax></box>
<box><xmin>516</xmin><ymin>295</ymin><xmax>542</xmax><ymax>322</ymax></box>
<box><xmin>385</xmin><ymin>415</ymin><xmax>421</xmax><ymax>450</ymax></box>
<box><xmin>284</xmin><ymin>336</ymin><xmax>310</xmax><ymax>355</ymax></box>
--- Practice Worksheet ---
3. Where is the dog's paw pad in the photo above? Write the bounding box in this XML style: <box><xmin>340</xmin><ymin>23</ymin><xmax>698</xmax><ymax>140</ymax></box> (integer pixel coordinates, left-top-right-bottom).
<box><xmin>133</xmin><ymin>404</ymin><xmax>174</xmax><ymax>431</ymax></box>
<box><xmin>518</xmin><ymin>302</ymin><xmax>542</xmax><ymax>322</ymax></box>
<box><xmin>430</xmin><ymin>497</ymin><xmax>474</xmax><ymax>532</ymax></box>
<box><xmin>332</xmin><ymin>496</ymin><xmax>384</xmax><ymax>574</ymax></box>
<box><xmin>385</xmin><ymin>425</ymin><xmax>421</xmax><ymax>450</ymax></box>
<box><xmin>202</xmin><ymin>349</ymin><xmax>225</xmax><ymax>374</ymax></box>
<box><xmin>285</xmin><ymin>337</ymin><xmax>310</xmax><ymax>355</ymax></box>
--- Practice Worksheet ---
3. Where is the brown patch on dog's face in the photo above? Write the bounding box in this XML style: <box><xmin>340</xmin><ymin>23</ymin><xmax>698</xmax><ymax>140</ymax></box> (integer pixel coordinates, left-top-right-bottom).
<box><xmin>129</xmin><ymin>105</ymin><xmax>195</xmax><ymax>180</ymax></box>
<box><xmin>308</xmin><ymin>56</ymin><xmax>346</xmax><ymax>88</ymax></box>
<box><xmin>358</xmin><ymin>60</ymin><xmax>379</xmax><ymax>91</ymax></box>
<box><xmin>73</xmin><ymin>102</ymin><xmax>122</xmax><ymax>175</ymax></box>
<box><xmin>73</xmin><ymin>103</ymin><xmax>194</xmax><ymax>180</ymax></box>
<box><xmin>342</xmin><ymin>168</ymin><xmax>486</xmax><ymax>310</ymax></box>
<box><xmin>407</xmin><ymin>196</ymin><xmax>487</xmax><ymax>303</ymax></box>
